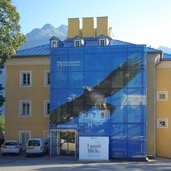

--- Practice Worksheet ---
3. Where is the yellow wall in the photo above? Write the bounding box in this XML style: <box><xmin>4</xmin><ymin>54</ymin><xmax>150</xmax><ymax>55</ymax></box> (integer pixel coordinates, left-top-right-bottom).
<box><xmin>146</xmin><ymin>53</ymin><xmax>161</xmax><ymax>157</ymax></box>
<box><xmin>5</xmin><ymin>56</ymin><xmax>50</xmax><ymax>141</ymax></box>
<box><xmin>156</xmin><ymin>61</ymin><xmax>171</xmax><ymax>158</ymax></box>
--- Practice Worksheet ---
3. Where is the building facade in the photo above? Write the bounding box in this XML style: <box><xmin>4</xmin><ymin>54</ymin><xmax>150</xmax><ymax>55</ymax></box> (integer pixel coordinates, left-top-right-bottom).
<box><xmin>5</xmin><ymin>55</ymin><xmax>50</xmax><ymax>147</ymax></box>
<box><xmin>156</xmin><ymin>60</ymin><xmax>171</xmax><ymax>158</ymax></box>
<box><xmin>5</xmin><ymin>16</ymin><xmax>171</xmax><ymax>159</ymax></box>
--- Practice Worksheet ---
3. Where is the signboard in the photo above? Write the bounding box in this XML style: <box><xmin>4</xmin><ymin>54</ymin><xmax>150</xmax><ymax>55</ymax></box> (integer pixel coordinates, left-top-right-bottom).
<box><xmin>79</xmin><ymin>136</ymin><xmax>109</xmax><ymax>160</ymax></box>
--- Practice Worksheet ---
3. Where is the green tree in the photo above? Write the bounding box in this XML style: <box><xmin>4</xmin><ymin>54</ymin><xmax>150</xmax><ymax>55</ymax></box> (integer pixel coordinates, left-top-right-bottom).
<box><xmin>0</xmin><ymin>116</ymin><xmax>5</xmax><ymax>131</ymax></box>
<box><xmin>0</xmin><ymin>0</ymin><xmax>26</xmax><ymax>114</ymax></box>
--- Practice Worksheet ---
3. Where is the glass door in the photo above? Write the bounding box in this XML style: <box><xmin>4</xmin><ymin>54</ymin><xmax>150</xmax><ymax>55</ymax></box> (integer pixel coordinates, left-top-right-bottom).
<box><xmin>60</xmin><ymin>131</ymin><xmax>75</xmax><ymax>156</ymax></box>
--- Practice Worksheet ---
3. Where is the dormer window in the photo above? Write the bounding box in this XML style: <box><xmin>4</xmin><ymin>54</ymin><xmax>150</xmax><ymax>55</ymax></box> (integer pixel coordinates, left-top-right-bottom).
<box><xmin>51</xmin><ymin>40</ymin><xmax>58</xmax><ymax>48</ymax></box>
<box><xmin>98</xmin><ymin>36</ymin><xmax>110</xmax><ymax>46</ymax></box>
<box><xmin>74</xmin><ymin>40</ymin><xmax>81</xmax><ymax>47</ymax></box>
<box><xmin>99</xmin><ymin>38</ymin><xmax>106</xmax><ymax>46</ymax></box>
<box><xmin>50</xmin><ymin>36</ymin><xmax>63</xmax><ymax>48</ymax></box>
<box><xmin>73</xmin><ymin>37</ymin><xmax>84</xmax><ymax>47</ymax></box>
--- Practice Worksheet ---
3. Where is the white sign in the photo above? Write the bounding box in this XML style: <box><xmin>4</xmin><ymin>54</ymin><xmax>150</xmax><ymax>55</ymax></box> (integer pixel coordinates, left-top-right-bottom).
<box><xmin>57</xmin><ymin>61</ymin><xmax>80</xmax><ymax>67</ymax></box>
<box><xmin>79</xmin><ymin>136</ymin><xmax>109</xmax><ymax>160</ymax></box>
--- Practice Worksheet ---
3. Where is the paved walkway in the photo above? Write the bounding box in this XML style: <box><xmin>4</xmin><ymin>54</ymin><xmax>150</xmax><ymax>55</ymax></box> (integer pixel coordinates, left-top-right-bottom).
<box><xmin>0</xmin><ymin>154</ymin><xmax>171</xmax><ymax>171</ymax></box>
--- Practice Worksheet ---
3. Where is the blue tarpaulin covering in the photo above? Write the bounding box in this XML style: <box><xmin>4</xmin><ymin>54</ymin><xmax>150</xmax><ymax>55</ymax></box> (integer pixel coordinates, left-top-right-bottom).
<box><xmin>50</xmin><ymin>42</ymin><xmax>147</xmax><ymax>159</ymax></box>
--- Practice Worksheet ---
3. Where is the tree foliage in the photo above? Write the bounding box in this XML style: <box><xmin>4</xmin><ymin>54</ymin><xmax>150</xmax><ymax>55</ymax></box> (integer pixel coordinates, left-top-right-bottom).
<box><xmin>0</xmin><ymin>116</ymin><xmax>5</xmax><ymax>131</ymax></box>
<box><xmin>0</xmin><ymin>0</ymin><xmax>26</xmax><ymax>113</ymax></box>
<box><xmin>0</xmin><ymin>0</ymin><xmax>26</xmax><ymax>66</ymax></box>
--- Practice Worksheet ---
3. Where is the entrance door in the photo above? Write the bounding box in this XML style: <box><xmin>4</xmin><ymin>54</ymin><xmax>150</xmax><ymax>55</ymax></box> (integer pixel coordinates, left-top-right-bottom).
<box><xmin>60</xmin><ymin>131</ymin><xmax>75</xmax><ymax>156</ymax></box>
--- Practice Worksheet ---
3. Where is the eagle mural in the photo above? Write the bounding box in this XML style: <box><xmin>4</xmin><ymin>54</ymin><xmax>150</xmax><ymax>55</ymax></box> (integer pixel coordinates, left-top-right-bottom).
<box><xmin>51</xmin><ymin>57</ymin><xmax>144</xmax><ymax>125</ymax></box>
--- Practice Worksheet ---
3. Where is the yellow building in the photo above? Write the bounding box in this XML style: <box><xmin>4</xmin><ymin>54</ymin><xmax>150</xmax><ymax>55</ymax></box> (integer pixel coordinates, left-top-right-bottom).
<box><xmin>5</xmin><ymin>53</ymin><xmax>50</xmax><ymax>147</ymax></box>
<box><xmin>156</xmin><ymin>60</ymin><xmax>171</xmax><ymax>158</ymax></box>
<box><xmin>5</xmin><ymin>16</ymin><xmax>171</xmax><ymax>158</ymax></box>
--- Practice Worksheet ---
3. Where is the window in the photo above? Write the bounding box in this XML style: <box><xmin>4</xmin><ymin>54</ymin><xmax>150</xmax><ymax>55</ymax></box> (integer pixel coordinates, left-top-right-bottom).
<box><xmin>99</xmin><ymin>39</ymin><xmax>106</xmax><ymax>46</ymax></box>
<box><xmin>28</xmin><ymin>140</ymin><xmax>40</xmax><ymax>146</ymax></box>
<box><xmin>19</xmin><ymin>100</ymin><xmax>32</xmax><ymax>117</ymax></box>
<box><xmin>44</xmin><ymin>100</ymin><xmax>50</xmax><ymax>117</ymax></box>
<box><xmin>101</xmin><ymin>111</ymin><xmax>105</xmax><ymax>119</ymax></box>
<box><xmin>19</xmin><ymin>131</ymin><xmax>31</xmax><ymax>146</ymax></box>
<box><xmin>82</xmin><ymin>113</ymin><xmax>88</xmax><ymax>118</ymax></box>
<box><xmin>74</xmin><ymin>40</ymin><xmax>81</xmax><ymax>47</ymax></box>
<box><xmin>51</xmin><ymin>40</ymin><xmax>58</xmax><ymax>48</ymax></box>
<box><xmin>100</xmin><ymin>110</ymin><xmax>110</xmax><ymax>119</ymax></box>
<box><xmin>44</xmin><ymin>70</ymin><xmax>50</xmax><ymax>86</ymax></box>
<box><xmin>157</xmin><ymin>91</ymin><xmax>168</xmax><ymax>101</ymax></box>
<box><xmin>20</xmin><ymin>71</ymin><xmax>32</xmax><ymax>87</ymax></box>
<box><xmin>157</xmin><ymin>118</ymin><xmax>168</xmax><ymax>128</ymax></box>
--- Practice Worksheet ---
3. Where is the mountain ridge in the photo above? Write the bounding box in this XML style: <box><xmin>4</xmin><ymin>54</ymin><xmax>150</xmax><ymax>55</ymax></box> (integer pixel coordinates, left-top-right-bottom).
<box><xmin>19</xmin><ymin>24</ymin><xmax>67</xmax><ymax>50</ymax></box>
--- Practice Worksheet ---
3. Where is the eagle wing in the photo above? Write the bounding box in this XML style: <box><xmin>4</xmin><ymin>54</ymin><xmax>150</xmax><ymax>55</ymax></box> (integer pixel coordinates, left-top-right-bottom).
<box><xmin>93</xmin><ymin>57</ymin><xmax>144</xmax><ymax>96</ymax></box>
<box><xmin>51</xmin><ymin>92</ymin><xmax>92</xmax><ymax>125</ymax></box>
<box><xmin>51</xmin><ymin>56</ymin><xmax>144</xmax><ymax>125</ymax></box>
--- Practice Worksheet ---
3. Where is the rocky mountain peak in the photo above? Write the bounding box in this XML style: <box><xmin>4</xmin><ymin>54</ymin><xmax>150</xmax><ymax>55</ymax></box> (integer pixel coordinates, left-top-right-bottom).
<box><xmin>19</xmin><ymin>23</ymin><xmax>67</xmax><ymax>50</ymax></box>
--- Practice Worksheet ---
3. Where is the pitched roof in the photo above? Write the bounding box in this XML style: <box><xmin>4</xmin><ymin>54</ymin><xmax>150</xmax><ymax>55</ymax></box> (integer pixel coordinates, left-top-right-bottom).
<box><xmin>15</xmin><ymin>37</ymin><xmax>167</xmax><ymax>57</ymax></box>
<box><xmin>15</xmin><ymin>44</ymin><xmax>50</xmax><ymax>56</ymax></box>
<box><xmin>15</xmin><ymin>38</ymin><xmax>137</xmax><ymax>57</ymax></box>
<box><xmin>163</xmin><ymin>53</ymin><xmax>171</xmax><ymax>59</ymax></box>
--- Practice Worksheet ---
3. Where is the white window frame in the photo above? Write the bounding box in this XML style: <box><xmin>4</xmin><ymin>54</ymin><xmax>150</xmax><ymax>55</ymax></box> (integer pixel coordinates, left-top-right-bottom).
<box><xmin>43</xmin><ymin>131</ymin><xmax>49</xmax><ymax>140</ymax></box>
<box><xmin>19</xmin><ymin>100</ymin><xmax>32</xmax><ymax>117</ymax></box>
<box><xmin>99</xmin><ymin>38</ymin><xmax>106</xmax><ymax>46</ymax></box>
<box><xmin>74</xmin><ymin>40</ymin><xmax>81</xmax><ymax>47</ymax></box>
<box><xmin>19</xmin><ymin>131</ymin><xmax>31</xmax><ymax>146</ymax></box>
<box><xmin>20</xmin><ymin>71</ymin><xmax>32</xmax><ymax>87</ymax></box>
<box><xmin>157</xmin><ymin>91</ymin><xmax>168</xmax><ymax>101</ymax></box>
<box><xmin>44</xmin><ymin>70</ymin><xmax>50</xmax><ymax>87</ymax></box>
<box><xmin>157</xmin><ymin>118</ymin><xmax>168</xmax><ymax>128</ymax></box>
<box><xmin>82</xmin><ymin>113</ymin><xmax>88</xmax><ymax>119</ymax></box>
<box><xmin>44</xmin><ymin>100</ymin><xmax>50</xmax><ymax>117</ymax></box>
<box><xmin>51</xmin><ymin>40</ymin><xmax>58</xmax><ymax>48</ymax></box>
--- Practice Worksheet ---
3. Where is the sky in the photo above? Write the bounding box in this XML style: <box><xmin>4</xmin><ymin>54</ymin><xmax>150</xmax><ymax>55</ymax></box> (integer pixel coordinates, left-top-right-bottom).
<box><xmin>12</xmin><ymin>0</ymin><xmax>171</xmax><ymax>48</ymax></box>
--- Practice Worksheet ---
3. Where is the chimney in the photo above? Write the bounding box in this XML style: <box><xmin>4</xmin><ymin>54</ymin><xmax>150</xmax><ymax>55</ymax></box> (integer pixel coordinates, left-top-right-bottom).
<box><xmin>67</xmin><ymin>18</ymin><xmax>80</xmax><ymax>38</ymax></box>
<box><xmin>96</xmin><ymin>16</ymin><xmax>108</xmax><ymax>37</ymax></box>
<box><xmin>82</xmin><ymin>17</ymin><xmax>94</xmax><ymax>37</ymax></box>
